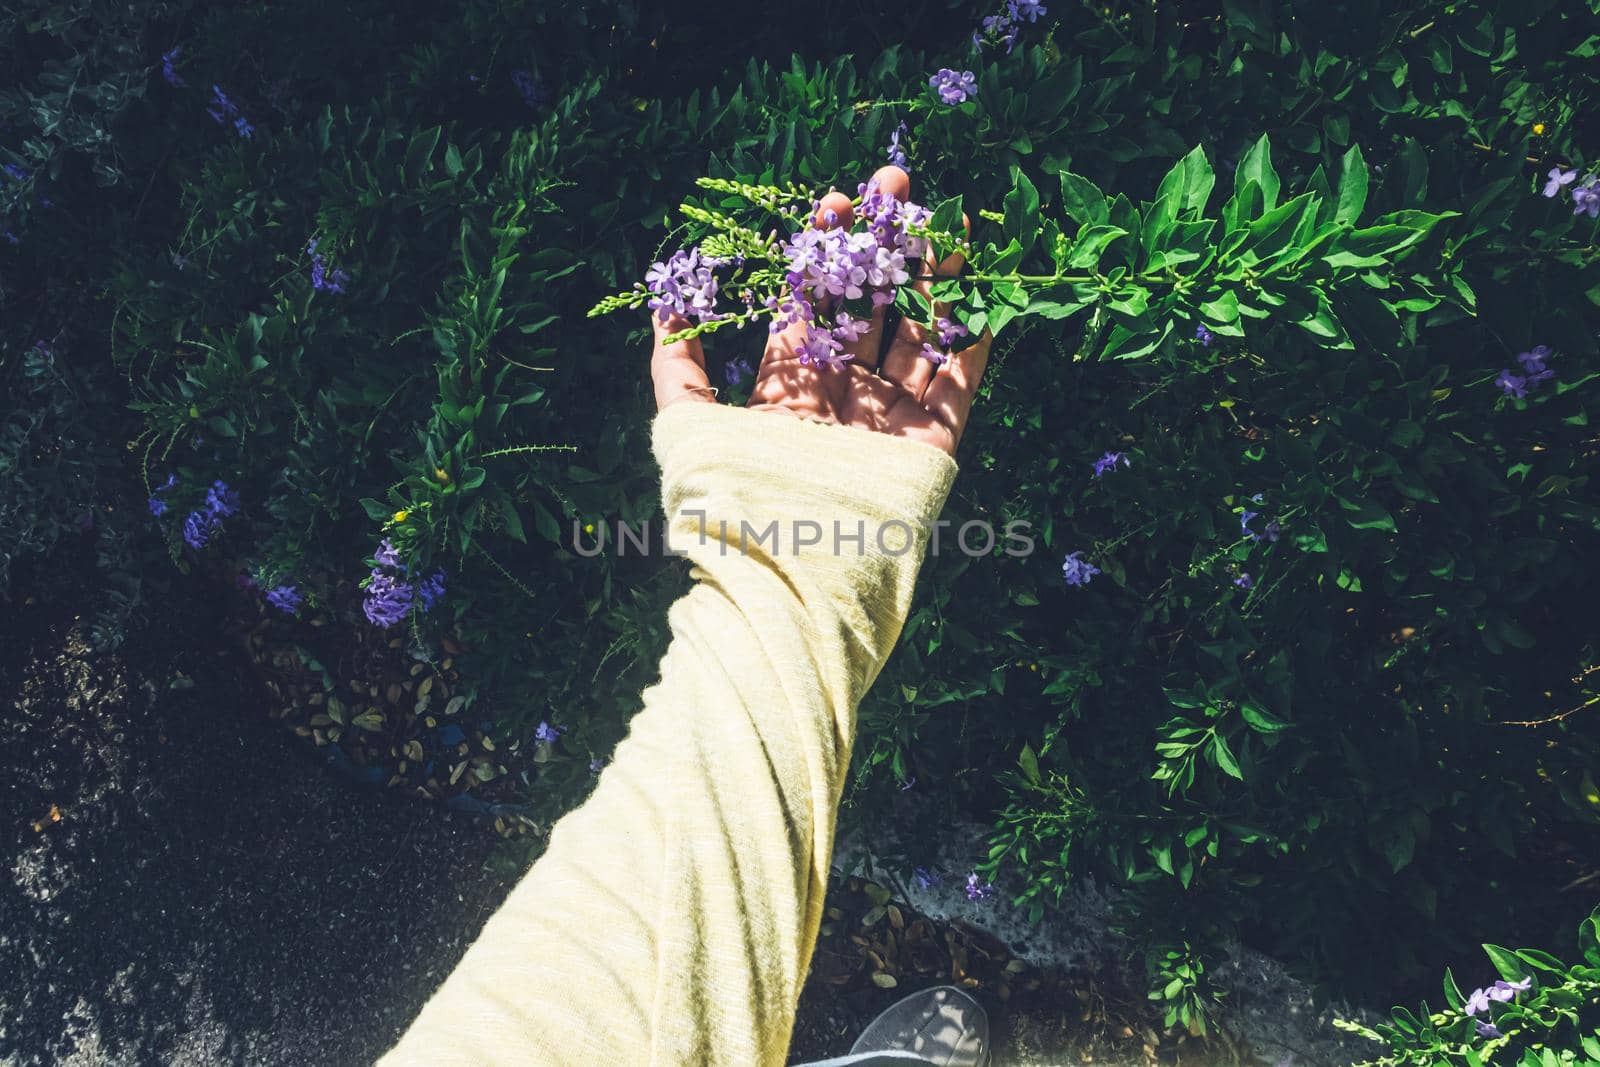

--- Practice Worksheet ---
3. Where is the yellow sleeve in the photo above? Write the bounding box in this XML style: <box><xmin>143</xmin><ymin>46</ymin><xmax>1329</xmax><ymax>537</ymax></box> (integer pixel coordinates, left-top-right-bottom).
<box><xmin>380</xmin><ymin>402</ymin><xmax>958</xmax><ymax>1067</ymax></box>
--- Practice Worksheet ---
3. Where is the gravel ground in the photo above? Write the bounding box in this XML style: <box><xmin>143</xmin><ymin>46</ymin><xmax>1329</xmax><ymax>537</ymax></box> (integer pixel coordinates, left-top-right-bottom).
<box><xmin>0</xmin><ymin>565</ymin><xmax>515</xmax><ymax>1065</ymax></box>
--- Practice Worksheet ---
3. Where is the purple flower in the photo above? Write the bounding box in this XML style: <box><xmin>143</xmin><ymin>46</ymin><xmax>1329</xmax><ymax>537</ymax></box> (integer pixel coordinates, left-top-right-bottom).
<box><xmin>1464</xmin><ymin>987</ymin><xmax>1493</xmax><ymax>1016</ymax></box>
<box><xmin>964</xmin><ymin>873</ymin><xmax>995</xmax><ymax>901</ymax></box>
<box><xmin>309</xmin><ymin>243</ymin><xmax>350</xmax><ymax>293</ymax></box>
<box><xmin>1572</xmin><ymin>177</ymin><xmax>1600</xmax><ymax>219</ymax></box>
<box><xmin>148</xmin><ymin>473</ymin><xmax>177</xmax><ymax>517</ymax></box>
<box><xmin>1062</xmin><ymin>550</ymin><xmax>1100</xmax><ymax>587</ymax></box>
<box><xmin>207</xmin><ymin>85</ymin><xmax>253</xmax><ymax>137</ymax></box>
<box><xmin>1009</xmin><ymin>0</ymin><xmax>1048</xmax><ymax>21</ymax></box>
<box><xmin>1474</xmin><ymin>1020</ymin><xmax>1501</xmax><ymax>1039</ymax></box>
<box><xmin>973</xmin><ymin>13</ymin><xmax>1019</xmax><ymax>52</ymax></box>
<box><xmin>1543</xmin><ymin>167</ymin><xmax>1577</xmax><ymax>198</ymax></box>
<box><xmin>887</xmin><ymin>121</ymin><xmax>909</xmax><ymax>169</ymax></box>
<box><xmin>2</xmin><ymin>163</ymin><xmax>28</xmax><ymax>182</ymax></box>
<box><xmin>645</xmin><ymin>248</ymin><xmax>721</xmax><ymax>324</ymax></box>
<box><xmin>534</xmin><ymin>720</ymin><xmax>564</xmax><ymax>745</ymax></box>
<box><xmin>2</xmin><ymin>230</ymin><xmax>17</xmax><ymax>245</ymax></box>
<box><xmin>799</xmin><ymin>325</ymin><xmax>850</xmax><ymax>369</ymax></box>
<box><xmin>723</xmin><ymin>357</ymin><xmax>753</xmax><ymax>385</ymax></box>
<box><xmin>1240</xmin><ymin>509</ymin><xmax>1260</xmax><ymax>537</ymax></box>
<box><xmin>589</xmin><ymin>757</ymin><xmax>606</xmax><ymax>774</ymax></box>
<box><xmin>510</xmin><ymin>69</ymin><xmax>546</xmax><ymax>109</ymax></box>
<box><xmin>362</xmin><ymin>569</ymin><xmax>414</xmax><ymax>628</ymax></box>
<box><xmin>832</xmin><ymin>311</ymin><xmax>871</xmax><ymax>344</ymax></box>
<box><xmin>919</xmin><ymin>342</ymin><xmax>949</xmax><ymax>365</ymax></box>
<box><xmin>1489</xmin><ymin>977</ymin><xmax>1532</xmax><ymax>1000</ymax></box>
<box><xmin>929</xmin><ymin>69</ymin><xmax>978</xmax><ymax>106</ymax></box>
<box><xmin>1195</xmin><ymin>323</ymin><xmax>1217</xmax><ymax>347</ymax></box>
<box><xmin>936</xmin><ymin>316</ymin><xmax>968</xmax><ymax>347</ymax></box>
<box><xmin>912</xmin><ymin>866</ymin><xmax>942</xmax><ymax>889</ymax></box>
<box><xmin>1495</xmin><ymin>369</ymin><xmax>1528</xmax><ymax>399</ymax></box>
<box><xmin>182</xmin><ymin>511</ymin><xmax>213</xmax><ymax>549</ymax></box>
<box><xmin>373</xmin><ymin>538</ymin><xmax>401</xmax><ymax>568</ymax></box>
<box><xmin>1234</xmin><ymin>573</ymin><xmax>1254</xmax><ymax>589</ymax></box>
<box><xmin>417</xmin><ymin>569</ymin><xmax>446</xmax><ymax>611</ymax></box>
<box><xmin>161</xmin><ymin>47</ymin><xmax>186</xmax><ymax>88</ymax></box>
<box><xmin>266</xmin><ymin>584</ymin><xmax>303</xmax><ymax>615</ymax></box>
<box><xmin>1515</xmin><ymin>345</ymin><xmax>1557</xmax><ymax>388</ymax></box>
<box><xmin>205</xmin><ymin>479</ymin><xmax>240</xmax><ymax>518</ymax></box>
<box><xmin>1092</xmin><ymin>451</ymin><xmax>1129</xmax><ymax>477</ymax></box>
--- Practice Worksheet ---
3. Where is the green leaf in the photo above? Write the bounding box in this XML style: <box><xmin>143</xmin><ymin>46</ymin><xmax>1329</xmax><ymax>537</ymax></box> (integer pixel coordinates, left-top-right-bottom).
<box><xmin>1482</xmin><ymin>944</ymin><xmax>1529</xmax><ymax>983</ymax></box>
<box><xmin>1233</xmin><ymin>135</ymin><xmax>1280</xmax><ymax>213</ymax></box>
<box><xmin>1003</xmin><ymin>167</ymin><xmax>1042</xmax><ymax>253</ymax></box>
<box><xmin>1067</xmin><ymin>225</ymin><xmax>1128</xmax><ymax>268</ymax></box>
<box><xmin>1018</xmin><ymin>743</ymin><xmax>1041</xmax><ymax>785</ymax></box>
<box><xmin>1211</xmin><ymin>733</ymin><xmax>1244</xmax><ymax>780</ymax></box>
<box><xmin>1057</xmin><ymin>170</ymin><xmax>1109</xmax><ymax>227</ymax></box>
<box><xmin>1240</xmin><ymin>701</ymin><xmax>1291</xmax><ymax>733</ymax></box>
<box><xmin>404</xmin><ymin>126</ymin><xmax>442</xmax><ymax>183</ymax></box>
<box><xmin>929</xmin><ymin>196</ymin><xmax>965</xmax><ymax>238</ymax></box>
<box><xmin>1336</xmin><ymin>144</ymin><xmax>1369</xmax><ymax>224</ymax></box>
<box><xmin>1442</xmin><ymin>967</ymin><xmax>1464</xmax><ymax>1011</ymax></box>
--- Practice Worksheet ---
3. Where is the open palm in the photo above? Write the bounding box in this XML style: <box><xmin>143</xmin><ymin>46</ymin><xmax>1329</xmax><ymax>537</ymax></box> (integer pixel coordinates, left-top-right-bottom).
<box><xmin>649</xmin><ymin>166</ymin><xmax>991</xmax><ymax>457</ymax></box>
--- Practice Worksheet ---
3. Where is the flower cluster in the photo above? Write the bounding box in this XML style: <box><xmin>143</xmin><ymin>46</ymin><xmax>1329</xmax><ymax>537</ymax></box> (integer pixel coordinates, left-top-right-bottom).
<box><xmin>361</xmin><ymin>539</ymin><xmax>446</xmax><ymax>627</ymax></box>
<box><xmin>207</xmin><ymin>85</ymin><xmax>255</xmax><ymax>140</ymax></box>
<box><xmin>1062</xmin><ymin>550</ymin><xmax>1100</xmax><ymax>587</ymax></box>
<box><xmin>182</xmin><ymin>479</ymin><xmax>240</xmax><ymax>549</ymax></box>
<box><xmin>929</xmin><ymin>68</ymin><xmax>977</xmax><ymax>106</ymax></box>
<box><xmin>972</xmin><ymin>0</ymin><xmax>1048</xmax><ymax>53</ymax></box>
<box><xmin>645</xmin><ymin>248</ymin><xmax>721</xmax><ymax>324</ymax></box>
<box><xmin>266</xmin><ymin>584</ymin><xmax>303</xmax><ymax>615</ymax></box>
<box><xmin>1239</xmin><ymin>493</ymin><xmax>1282</xmax><ymax>543</ymax></box>
<box><xmin>1462</xmin><ymin>976</ymin><xmax>1532</xmax><ymax>1039</ymax></box>
<box><xmin>1092</xmin><ymin>450</ymin><xmax>1130</xmax><ymax>477</ymax></box>
<box><xmin>964</xmin><ymin>872</ymin><xmax>996</xmax><ymax>901</ymax></box>
<box><xmin>1195</xmin><ymin>323</ymin><xmax>1218</xmax><ymax>347</ymax></box>
<box><xmin>307</xmin><ymin>238</ymin><xmax>350</xmax><ymax>294</ymax></box>
<box><xmin>1542</xmin><ymin>166</ymin><xmax>1599</xmax><ymax>218</ymax></box>
<box><xmin>886</xmin><ymin>121</ymin><xmax>909</xmax><ymax>169</ymax></box>
<box><xmin>534</xmin><ymin>720</ymin><xmax>565</xmax><ymax>745</ymax></box>
<box><xmin>161</xmin><ymin>47</ymin><xmax>185</xmax><ymax>88</ymax></box>
<box><xmin>637</xmin><ymin>175</ymin><xmax>948</xmax><ymax>372</ymax></box>
<box><xmin>147</xmin><ymin>473</ymin><xmax>177</xmax><ymax>516</ymax></box>
<box><xmin>1495</xmin><ymin>344</ymin><xmax>1557</xmax><ymax>399</ymax></box>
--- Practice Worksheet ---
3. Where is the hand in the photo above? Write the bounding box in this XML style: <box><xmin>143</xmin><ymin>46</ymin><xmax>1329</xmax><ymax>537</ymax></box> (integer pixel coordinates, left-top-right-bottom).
<box><xmin>649</xmin><ymin>165</ymin><xmax>991</xmax><ymax>457</ymax></box>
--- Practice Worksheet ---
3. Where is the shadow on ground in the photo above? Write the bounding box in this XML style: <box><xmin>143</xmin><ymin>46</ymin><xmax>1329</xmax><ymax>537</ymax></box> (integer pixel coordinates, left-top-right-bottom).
<box><xmin>0</xmin><ymin>560</ymin><xmax>515</xmax><ymax>1065</ymax></box>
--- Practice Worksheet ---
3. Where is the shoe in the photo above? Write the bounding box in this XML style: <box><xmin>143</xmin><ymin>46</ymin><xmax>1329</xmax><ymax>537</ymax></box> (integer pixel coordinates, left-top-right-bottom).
<box><xmin>848</xmin><ymin>985</ymin><xmax>990</xmax><ymax>1066</ymax></box>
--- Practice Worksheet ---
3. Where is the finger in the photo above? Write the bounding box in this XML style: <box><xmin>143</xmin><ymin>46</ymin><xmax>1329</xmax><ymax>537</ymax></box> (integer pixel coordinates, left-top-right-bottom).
<box><xmin>921</xmin><ymin>326</ymin><xmax>992</xmax><ymax>447</ymax></box>
<box><xmin>759</xmin><ymin>190</ymin><xmax>854</xmax><ymax>374</ymax></box>
<box><xmin>650</xmin><ymin>311</ymin><xmax>714</xmax><ymax>411</ymax></box>
<box><xmin>881</xmin><ymin>227</ymin><xmax>967</xmax><ymax>394</ymax></box>
<box><xmin>840</xmin><ymin>166</ymin><xmax>913</xmax><ymax>370</ymax></box>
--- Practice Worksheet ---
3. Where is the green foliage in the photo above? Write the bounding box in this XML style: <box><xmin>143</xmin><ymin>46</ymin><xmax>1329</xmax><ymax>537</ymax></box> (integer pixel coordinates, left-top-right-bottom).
<box><xmin>3</xmin><ymin>0</ymin><xmax>1599</xmax><ymax>1027</ymax></box>
<box><xmin>1339</xmin><ymin>904</ymin><xmax>1600</xmax><ymax>1065</ymax></box>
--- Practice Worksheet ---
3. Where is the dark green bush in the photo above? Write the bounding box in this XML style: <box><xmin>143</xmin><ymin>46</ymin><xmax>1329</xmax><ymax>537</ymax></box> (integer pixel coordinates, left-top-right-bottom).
<box><xmin>3</xmin><ymin>0</ymin><xmax>1597</xmax><ymax>1029</ymax></box>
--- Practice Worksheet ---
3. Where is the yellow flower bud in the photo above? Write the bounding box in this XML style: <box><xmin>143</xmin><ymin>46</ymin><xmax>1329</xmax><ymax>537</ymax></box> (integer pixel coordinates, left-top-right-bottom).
<box><xmin>434</xmin><ymin>468</ymin><xmax>450</xmax><ymax>484</ymax></box>
<box><xmin>583</xmin><ymin>523</ymin><xmax>595</xmax><ymax>535</ymax></box>
<box><xmin>1532</xmin><ymin>122</ymin><xmax>1546</xmax><ymax>135</ymax></box>
<box><xmin>393</xmin><ymin>510</ymin><xmax>409</xmax><ymax>523</ymax></box>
